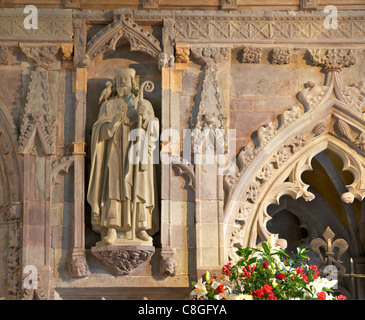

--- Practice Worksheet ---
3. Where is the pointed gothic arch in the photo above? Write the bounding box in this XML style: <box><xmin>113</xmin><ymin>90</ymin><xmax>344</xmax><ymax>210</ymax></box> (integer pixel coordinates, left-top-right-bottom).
<box><xmin>224</xmin><ymin>68</ymin><xmax>365</xmax><ymax>262</ymax></box>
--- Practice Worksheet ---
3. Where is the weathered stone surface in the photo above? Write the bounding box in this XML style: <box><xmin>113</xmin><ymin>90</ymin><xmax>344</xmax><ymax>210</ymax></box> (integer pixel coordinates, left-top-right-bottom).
<box><xmin>91</xmin><ymin>245</ymin><xmax>155</xmax><ymax>275</ymax></box>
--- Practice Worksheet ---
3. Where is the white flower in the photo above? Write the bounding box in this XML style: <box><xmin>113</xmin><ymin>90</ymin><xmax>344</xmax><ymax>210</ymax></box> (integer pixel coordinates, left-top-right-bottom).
<box><xmin>311</xmin><ymin>277</ymin><xmax>338</xmax><ymax>293</ymax></box>
<box><xmin>190</xmin><ymin>278</ymin><xmax>208</xmax><ymax>299</ymax></box>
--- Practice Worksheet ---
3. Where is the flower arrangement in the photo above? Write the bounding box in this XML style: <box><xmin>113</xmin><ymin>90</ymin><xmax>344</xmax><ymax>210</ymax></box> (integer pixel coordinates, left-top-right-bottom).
<box><xmin>191</xmin><ymin>236</ymin><xmax>346</xmax><ymax>300</ymax></box>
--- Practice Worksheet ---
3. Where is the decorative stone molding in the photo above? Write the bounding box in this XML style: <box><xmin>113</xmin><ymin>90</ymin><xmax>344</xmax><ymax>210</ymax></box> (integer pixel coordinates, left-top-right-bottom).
<box><xmin>61</xmin><ymin>43</ymin><xmax>73</xmax><ymax>61</ymax></box>
<box><xmin>298</xmin><ymin>70</ymin><xmax>364</xmax><ymax>115</ymax></box>
<box><xmin>142</xmin><ymin>0</ymin><xmax>159</xmax><ymax>10</ymax></box>
<box><xmin>69</xmin><ymin>248</ymin><xmax>90</xmax><ymax>278</ymax></box>
<box><xmin>91</xmin><ymin>245</ymin><xmax>155</xmax><ymax>275</ymax></box>
<box><xmin>175</xmin><ymin>46</ymin><xmax>190</xmax><ymax>64</ymax></box>
<box><xmin>18</xmin><ymin>66</ymin><xmax>56</xmax><ymax>155</ymax></box>
<box><xmin>7</xmin><ymin>224</ymin><xmax>22</xmax><ymax>298</ymax></box>
<box><xmin>240</xmin><ymin>47</ymin><xmax>261</xmax><ymax>64</ymax></box>
<box><xmin>158</xmin><ymin>52</ymin><xmax>175</xmax><ymax>70</ymax></box>
<box><xmin>84</xmin><ymin>13</ymin><xmax>161</xmax><ymax>67</ymax></box>
<box><xmin>21</xmin><ymin>274</ymin><xmax>47</xmax><ymax>300</ymax></box>
<box><xmin>72</xmin><ymin>142</ymin><xmax>87</xmax><ymax>156</ymax></box>
<box><xmin>0</xmin><ymin>202</ymin><xmax>22</xmax><ymax>223</ymax></box>
<box><xmin>64</xmin><ymin>0</ymin><xmax>80</xmax><ymax>9</ymax></box>
<box><xmin>73</xmin><ymin>19</ymin><xmax>87</xmax><ymax>68</ymax></box>
<box><xmin>300</xmin><ymin>0</ymin><xmax>317</xmax><ymax>10</ymax></box>
<box><xmin>21</xmin><ymin>46</ymin><xmax>59</xmax><ymax>68</ymax></box>
<box><xmin>257</xmin><ymin>122</ymin><xmax>277</xmax><ymax>147</ymax></box>
<box><xmin>0</xmin><ymin>46</ymin><xmax>9</xmax><ymax>65</ymax></box>
<box><xmin>220</xmin><ymin>0</ymin><xmax>237</xmax><ymax>10</ymax></box>
<box><xmin>307</xmin><ymin>49</ymin><xmax>356</xmax><ymax>73</ymax></box>
<box><xmin>190</xmin><ymin>46</ymin><xmax>230</xmax><ymax>133</ymax></box>
<box><xmin>310</xmin><ymin>226</ymin><xmax>349</xmax><ymax>274</ymax></box>
<box><xmin>171</xmin><ymin>155</ymin><xmax>196</xmax><ymax>192</ymax></box>
<box><xmin>51</xmin><ymin>156</ymin><xmax>75</xmax><ymax>185</ymax></box>
<box><xmin>271</xmin><ymin>48</ymin><xmax>291</xmax><ymax>65</ymax></box>
<box><xmin>160</xmin><ymin>247</ymin><xmax>176</xmax><ymax>277</ymax></box>
<box><xmin>173</xmin><ymin>11</ymin><xmax>365</xmax><ymax>43</ymax></box>
<box><xmin>0</xmin><ymin>9</ymin><xmax>72</xmax><ymax>42</ymax></box>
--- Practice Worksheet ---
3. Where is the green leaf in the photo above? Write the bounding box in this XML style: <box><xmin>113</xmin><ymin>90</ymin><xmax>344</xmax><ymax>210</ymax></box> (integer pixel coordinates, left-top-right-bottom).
<box><xmin>247</xmin><ymin>257</ymin><xmax>257</xmax><ymax>265</ymax></box>
<box><xmin>261</xmin><ymin>242</ymin><xmax>270</xmax><ymax>255</ymax></box>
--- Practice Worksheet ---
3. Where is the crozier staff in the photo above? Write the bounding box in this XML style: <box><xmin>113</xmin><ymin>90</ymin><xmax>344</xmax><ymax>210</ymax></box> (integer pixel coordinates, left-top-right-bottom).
<box><xmin>87</xmin><ymin>68</ymin><xmax>159</xmax><ymax>245</ymax></box>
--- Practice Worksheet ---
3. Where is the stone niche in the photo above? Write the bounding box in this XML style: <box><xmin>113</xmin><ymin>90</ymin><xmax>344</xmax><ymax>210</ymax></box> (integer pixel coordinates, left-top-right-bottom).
<box><xmin>51</xmin><ymin>38</ymin><xmax>193</xmax><ymax>299</ymax></box>
<box><xmin>85</xmin><ymin>41</ymin><xmax>162</xmax><ymax>249</ymax></box>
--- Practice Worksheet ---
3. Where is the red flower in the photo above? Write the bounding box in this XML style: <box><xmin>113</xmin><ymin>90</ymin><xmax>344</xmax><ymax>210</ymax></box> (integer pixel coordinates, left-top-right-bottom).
<box><xmin>276</xmin><ymin>273</ymin><xmax>286</xmax><ymax>280</ymax></box>
<box><xmin>317</xmin><ymin>292</ymin><xmax>326</xmax><ymax>300</ymax></box>
<box><xmin>246</xmin><ymin>265</ymin><xmax>255</xmax><ymax>272</ymax></box>
<box><xmin>242</xmin><ymin>268</ymin><xmax>252</xmax><ymax>279</ymax></box>
<box><xmin>253</xmin><ymin>289</ymin><xmax>264</xmax><ymax>299</ymax></box>
<box><xmin>222</xmin><ymin>262</ymin><xmax>232</xmax><ymax>276</ymax></box>
<box><xmin>222</xmin><ymin>265</ymin><xmax>230</xmax><ymax>276</ymax></box>
<box><xmin>309</xmin><ymin>264</ymin><xmax>318</xmax><ymax>271</ymax></box>
<box><xmin>216</xmin><ymin>284</ymin><xmax>225</xmax><ymax>294</ymax></box>
<box><xmin>262</xmin><ymin>262</ymin><xmax>269</xmax><ymax>268</ymax></box>
<box><xmin>337</xmin><ymin>294</ymin><xmax>346</xmax><ymax>300</ymax></box>
<box><xmin>296</xmin><ymin>267</ymin><xmax>304</xmax><ymax>274</ymax></box>
<box><xmin>300</xmin><ymin>272</ymin><xmax>308</xmax><ymax>283</ymax></box>
<box><xmin>267</xmin><ymin>292</ymin><xmax>277</xmax><ymax>300</ymax></box>
<box><xmin>262</xmin><ymin>284</ymin><xmax>272</xmax><ymax>294</ymax></box>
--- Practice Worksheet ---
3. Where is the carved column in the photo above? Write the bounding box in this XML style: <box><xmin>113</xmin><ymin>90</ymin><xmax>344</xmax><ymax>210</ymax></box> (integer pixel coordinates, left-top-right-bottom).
<box><xmin>19</xmin><ymin>44</ymin><xmax>60</xmax><ymax>299</ymax></box>
<box><xmin>69</xmin><ymin>18</ymin><xmax>90</xmax><ymax>277</ymax></box>
<box><xmin>159</xmin><ymin>18</ymin><xmax>179</xmax><ymax>277</ymax></box>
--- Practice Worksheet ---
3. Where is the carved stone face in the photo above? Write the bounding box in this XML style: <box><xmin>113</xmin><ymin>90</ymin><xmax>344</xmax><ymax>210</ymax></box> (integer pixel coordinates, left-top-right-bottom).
<box><xmin>116</xmin><ymin>75</ymin><xmax>132</xmax><ymax>98</ymax></box>
<box><xmin>161</xmin><ymin>258</ymin><xmax>175</xmax><ymax>276</ymax></box>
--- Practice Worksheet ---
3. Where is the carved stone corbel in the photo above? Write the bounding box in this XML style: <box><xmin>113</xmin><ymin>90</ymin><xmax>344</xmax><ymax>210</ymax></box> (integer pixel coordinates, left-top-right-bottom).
<box><xmin>91</xmin><ymin>245</ymin><xmax>155</xmax><ymax>275</ymax></box>
<box><xmin>171</xmin><ymin>155</ymin><xmax>196</xmax><ymax>192</ymax></box>
<box><xmin>69</xmin><ymin>248</ymin><xmax>89</xmax><ymax>278</ymax></box>
<box><xmin>160</xmin><ymin>247</ymin><xmax>176</xmax><ymax>277</ymax></box>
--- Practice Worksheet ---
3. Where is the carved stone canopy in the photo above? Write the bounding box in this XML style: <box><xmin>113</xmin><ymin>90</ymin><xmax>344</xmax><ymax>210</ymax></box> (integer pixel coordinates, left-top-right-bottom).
<box><xmin>91</xmin><ymin>245</ymin><xmax>155</xmax><ymax>275</ymax></box>
<box><xmin>83</xmin><ymin>14</ymin><xmax>161</xmax><ymax>67</ymax></box>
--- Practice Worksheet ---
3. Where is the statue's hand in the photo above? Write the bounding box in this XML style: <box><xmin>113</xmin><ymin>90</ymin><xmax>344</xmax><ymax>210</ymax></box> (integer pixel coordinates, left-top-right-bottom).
<box><xmin>138</xmin><ymin>100</ymin><xmax>152</xmax><ymax>120</ymax></box>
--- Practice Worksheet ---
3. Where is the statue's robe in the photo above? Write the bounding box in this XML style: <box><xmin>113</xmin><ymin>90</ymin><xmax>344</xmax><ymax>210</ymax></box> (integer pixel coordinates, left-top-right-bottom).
<box><xmin>87</xmin><ymin>94</ymin><xmax>159</xmax><ymax>236</ymax></box>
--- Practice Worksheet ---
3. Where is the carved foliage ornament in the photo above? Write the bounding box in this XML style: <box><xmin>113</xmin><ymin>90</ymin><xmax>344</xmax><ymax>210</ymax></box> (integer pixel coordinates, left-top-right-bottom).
<box><xmin>308</xmin><ymin>49</ymin><xmax>356</xmax><ymax>73</ymax></box>
<box><xmin>240</xmin><ymin>47</ymin><xmax>261</xmax><ymax>64</ymax></box>
<box><xmin>91</xmin><ymin>245</ymin><xmax>155</xmax><ymax>275</ymax></box>
<box><xmin>271</xmin><ymin>48</ymin><xmax>291</xmax><ymax>65</ymax></box>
